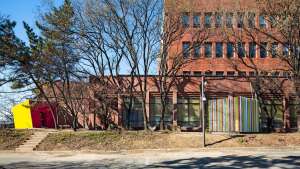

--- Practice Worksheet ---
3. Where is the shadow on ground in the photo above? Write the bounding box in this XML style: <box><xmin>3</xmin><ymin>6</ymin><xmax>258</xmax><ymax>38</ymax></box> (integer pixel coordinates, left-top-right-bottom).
<box><xmin>146</xmin><ymin>155</ymin><xmax>300</xmax><ymax>169</ymax></box>
<box><xmin>0</xmin><ymin>155</ymin><xmax>299</xmax><ymax>169</ymax></box>
<box><xmin>206</xmin><ymin>135</ymin><xmax>244</xmax><ymax>147</ymax></box>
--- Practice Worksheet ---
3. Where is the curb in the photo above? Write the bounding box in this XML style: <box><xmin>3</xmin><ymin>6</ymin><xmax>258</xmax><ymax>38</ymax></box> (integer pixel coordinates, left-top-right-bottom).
<box><xmin>2</xmin><ymin>146</ymin><xmax>299</xmax><ymax>154</ymax></box>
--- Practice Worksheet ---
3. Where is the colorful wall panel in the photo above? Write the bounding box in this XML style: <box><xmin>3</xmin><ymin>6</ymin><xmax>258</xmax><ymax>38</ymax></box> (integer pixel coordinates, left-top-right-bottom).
<box><xmin>208</xmin><ymin>96</ymin><xmax>259</xmax><ymax>133</ymax></box>
<box><xmin>12</xmin><ymin>100</ymin><xmax>33</xmax><ymax>129</ymax></box>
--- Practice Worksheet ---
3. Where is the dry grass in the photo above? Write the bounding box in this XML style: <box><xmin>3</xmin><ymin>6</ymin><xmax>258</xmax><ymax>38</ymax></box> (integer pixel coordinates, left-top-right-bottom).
<box><xmin>37</xmin><ymin>131</ymin><xmax>300</xmax><ymax>151</ymax></box>
<box><xmin>0</xmin><ymin>129</ymin><xmax>33</xmax><ymax>150</ymax></box>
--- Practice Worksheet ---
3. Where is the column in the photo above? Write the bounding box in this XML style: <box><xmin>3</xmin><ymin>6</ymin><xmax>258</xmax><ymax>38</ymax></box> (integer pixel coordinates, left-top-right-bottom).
<box><xmin>212</xmin><ymin>42</ymin><xmax>216</xmax><ymax>58</ymax></box>
<box><xmin>146</xmin><ymin>90</ymin><xmax>150</xmax><ymax>123</ymax></box>
<box><xmin>283</xmin><ymin>97</ymin><xmax>291</xmax><ymax>130</ymax></box>
<box><xmin>172</xmin><ymin>90</ymin><xmax>178</xmax><ymax>129</ymax></box>
<box><xmin>117</xmin><ymin>94</ymin><xmax>124</xmax><ymax>127</ymax></box>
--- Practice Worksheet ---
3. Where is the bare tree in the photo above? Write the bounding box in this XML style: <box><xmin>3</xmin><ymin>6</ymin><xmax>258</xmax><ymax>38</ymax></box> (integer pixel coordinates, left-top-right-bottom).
<box><xmin>154</xmin><ymin>1</ymin><xmax>210</xmax><ymax>130</ymax></box>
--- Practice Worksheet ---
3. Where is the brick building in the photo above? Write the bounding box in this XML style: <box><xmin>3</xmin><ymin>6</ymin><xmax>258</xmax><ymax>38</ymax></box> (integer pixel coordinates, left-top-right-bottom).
<box><xmin>30</xmin><ymin>0</ymin><xmax>299</xmax><ymax>132</ymax></box>
<box><xmin>112</xmin><ymin>0</ymin><xmax>298</xmax><ymax>132</ymax></box>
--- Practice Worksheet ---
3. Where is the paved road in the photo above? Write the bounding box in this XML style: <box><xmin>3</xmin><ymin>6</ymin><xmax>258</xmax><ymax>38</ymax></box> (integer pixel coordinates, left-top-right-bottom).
<box><xmin>0</xmin><ymin>148</ymin><xmax>299</xmax><ymax>168</ymax></box>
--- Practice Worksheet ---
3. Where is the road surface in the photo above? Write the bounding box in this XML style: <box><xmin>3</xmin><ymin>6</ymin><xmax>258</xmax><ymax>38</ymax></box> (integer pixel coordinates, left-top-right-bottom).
<box><xmin>0</xmin><ymin>148</ymin><xmax>299</xmax><ymax>168</ymax></box>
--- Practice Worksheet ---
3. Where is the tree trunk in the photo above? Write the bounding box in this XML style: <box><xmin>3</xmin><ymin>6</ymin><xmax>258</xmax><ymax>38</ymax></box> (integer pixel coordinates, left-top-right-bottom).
<box><xmin>72</xmin><ymin>116</ymin><xmax>78</xmax><ymax>131</ymax></box>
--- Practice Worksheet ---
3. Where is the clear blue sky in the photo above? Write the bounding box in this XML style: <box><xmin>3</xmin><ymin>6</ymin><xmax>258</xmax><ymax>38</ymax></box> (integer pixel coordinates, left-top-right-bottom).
<box><xmin>0</xmin><ymin>0</ymin><xmax>63</xmax><ymax>42</ymax></box>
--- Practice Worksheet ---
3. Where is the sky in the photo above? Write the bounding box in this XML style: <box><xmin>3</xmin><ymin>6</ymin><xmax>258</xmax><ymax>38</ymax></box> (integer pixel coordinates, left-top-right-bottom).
<box><xmin>0</xmin><ymin>0</ymin><xmax>63</xmax><ymax>42</ymax></box>
<box><xmin>0</xmin><ymin>0</ymin><xmax>64</xmax><ymax>121</ymax></box>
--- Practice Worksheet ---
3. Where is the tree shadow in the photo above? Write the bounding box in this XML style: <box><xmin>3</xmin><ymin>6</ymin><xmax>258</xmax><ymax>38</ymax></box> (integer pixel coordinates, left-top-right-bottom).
<box><xmin>1</xmin><ymin>155</ymin><xmax>299</xmax><ymax>169</ymax></box>
<box><xmin>206</xmin><ymin>135</ymin><xmax>245</xmax><ymax>147</ymax></box>
<box><xmin>145</xmin><ymin>155</ymin><xmax>300</xmax><ymax>169</ymax></box>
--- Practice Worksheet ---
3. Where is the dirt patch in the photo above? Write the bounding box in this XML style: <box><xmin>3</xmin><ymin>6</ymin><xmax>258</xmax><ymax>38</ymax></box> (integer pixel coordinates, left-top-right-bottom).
<box><xmin>0</xmin><ymin>129</ymin><xmax>33</xmax><ymax>150</ymax></box>
<box><xmin>37</xmin><ymin>131</ymin><xmax>300</xmax><ymax>151</ymax></box>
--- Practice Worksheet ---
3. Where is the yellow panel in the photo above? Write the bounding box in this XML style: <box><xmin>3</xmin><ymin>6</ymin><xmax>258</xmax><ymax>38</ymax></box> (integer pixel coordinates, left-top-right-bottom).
<box><xmin>12</xmin><ymin>100</ymin><xmax>33</xmax><ymax>129</ymax></box>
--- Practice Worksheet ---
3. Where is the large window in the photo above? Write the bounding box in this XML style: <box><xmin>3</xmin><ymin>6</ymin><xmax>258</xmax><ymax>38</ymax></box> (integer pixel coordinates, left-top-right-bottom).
<box><xmin>150</xmin><ymin>97</ymin><xmax>173</xmax><ymax>126</ymax></box>
<box><xmin>259</xmin><ymin>15</ymin><xmax>266</xmax><ymax>28</ymax></box>
<box><xmin>226</xmin><ymin>13</ymin><xmax>233</xmax><ymax>28</ymax></box>
<box><xmin>205</xmin><ymin>13</ymin><xmax>212</xmax><ymax>28</ymax></box>
<box><xmin>227</xmin><ymin>42</ymin><xmax>234</xmax><ymax>58</ymax></box>
<box><xmin>193</xmin><ymin>13</ymin><xmax>201</xmax><ymax>28</ymax></box>
<box><xmin>237</xmin><ymin>12</ymin><xmax>244</xmax><ymax>28</ymax></box>
<box><xmin>123</xmin><ymin>97</ymin><xmax>144</xmax><ymax>128</ymax></box>
<box><xmin>193</xmin><ymin>42</ymin><xmax>201</xmax><ymax>58</ymax></box>
<box><xmin>205</xmin><ymin>42</ymin><xmax>212</xmax><ymax>57</ymax></box>
<box><xmin>177</xmin><ymin>97</ymin><xmax>201</xmax><ymax>127</ymax></box>
<box><xmin>238</xmin><ymin>42</ymin><xmax>245</xmax><ymax>58</ymax></box>
<box><xmin>215</xmin><ymin>12</ymin><xmax>222</xmax><ymax>28</ymax></box>
<box><xmin>216</xmin><ymin>42</ymin><xmax>223</xmax><ymax>58</ymax></box>
<box><xmin>260</xmin><ymin>42</ymin><xmax>267</xmax><ymax>58</ymax></box>
<box><xmin>248</xmin><ymin>12</ymin><xmax>256</xmax><ymax>28</ymax></box>
<box><xmin>182</xmin><ymin>13</ymin><xmax>190</xmax><ymax>28</ymax></box>
<box><xmin>271</xmin><ymin>43</ymin><xmax>278</xmax><ymax>57</ymax></box>
<box><xmin>283</xmin><ymin>43</ymin><xmax>289</xmax><ymax>56</ymax></box>
<box><xmin>183</xmin><ymin>42</ymin><xmax>190</xmax><ymax>58</ymax></box>
<box><xmin>249</xmin><ymin>42</ymin><xmax>256</xmax><ymax>58</ymax></box>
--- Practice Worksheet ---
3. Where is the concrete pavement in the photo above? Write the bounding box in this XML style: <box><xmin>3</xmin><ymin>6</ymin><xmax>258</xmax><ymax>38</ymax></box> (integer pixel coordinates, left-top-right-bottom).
<box><xmin>0</xmin><ymin>148</ymin><xmax>299</xmax><ymax>168</ymax></box>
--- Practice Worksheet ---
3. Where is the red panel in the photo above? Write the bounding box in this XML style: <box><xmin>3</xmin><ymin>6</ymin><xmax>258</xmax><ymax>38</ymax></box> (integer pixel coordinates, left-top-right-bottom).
<box><xmin>30</xmin><ymin>102</ymin><xmax>57</xmax><ymax>128</ymax></box>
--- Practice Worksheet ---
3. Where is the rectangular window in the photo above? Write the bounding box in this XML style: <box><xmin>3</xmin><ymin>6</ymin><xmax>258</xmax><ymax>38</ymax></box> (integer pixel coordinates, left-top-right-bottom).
<box><xmin>215</xmin><ymin>13</ymin><xmax>222</xmax><ymax>28</ymax></box>
<box><xmin>259</xmin><ymin>15</ymin><xmax>266</xmax><ymax>28</ymax></box>
<box><xmin>194</xmin><ymin>71</ymin><xmax>202</xmax><ymax>76</ymax></box>
<box><xmin>216</xmin><ymin>42</ymin><xmax>223</xmax><ymax>58</ymax></box>
<box><xmin>283</xmin><ymin>71</ymin><xmax>290</xmax><ymax>77</ymax></box>
<box><xmin>216</xmin><ymin>71</ymin><xmax>224</xmax><ymax>76</ymax></box>
<box><xmin>182</xmin><ymin>13</ymin><xmax>190</xmax><ymax>28</ymax></box>
<box><xmin>177</xmin><ymin>97</ymin><xmax>201</xmax><ymax>126</ymax></box>
<box><xmin>260</xmin><ymin>71</ymin><xmax>268</xmax><ymax>76</ymax></box>
<box><xmin>227</xmin><ymin>42</ymin><xmax>234</xmax><ymax>58</ymax></box>
<box><xmin>249</xmin><ymin>42</ymin><xmax>256</xmax><ymax>58</ymax></box>
<box><xmin>271</xmin><ymin>72</ymin><xmax>280</xmax><ymax>77</ymax></box>
<box><xmin>227</xmin><ymin>71</ymin><xmax>235</xmax><ymax>76</ymax></box>
<box><xmin>237</xmin><ymin>12</ymin><xmax>244</xmax><ymax>28</ymax></box>
<box><xmin>193</xmin><ymin>42</ymin><xmax>201</xmax><ymax>58</ymax></box>
<box><xmin>283</xmin><ymin>43</ymin><xmax>289</xmax><ymax>56</ymax></box>
<box><xmin>238</xmin><ymin>42</ymin><xmax>245</xmax><ymax>58</ymax></box>
<box><xmin>182</xmin><ymin>42</ymin><xmax>190</xmax><ymax>58</ymax></box>
<box><xmin>204</xmin><ymin>13</ymin><xmax>212</xmax><ymax>28</ymax></box>
<box><xmin>183</xmin><ymin>71</ymin><xmax>191</xmax><ymax>76</ymax></box>
<box><xmin>238</xmin><ymin>71</ymin><xmax>246</xmax><ymax>76</ymax></box>
<box><xmin>248</xmin><ymin>12</ymin><xmax>256</xmax><ymax>28</ymax></box>
<box><xmin>205</xmin><ymin>42</ymin><xmax>212</xmax><ymax>57</ymax></box>
<box><xmin>260</xmin><ymin>42</ymin><xmax>267</xmax><ymax>58</ymax></box>
<box><xmin>226</xmin><ymin>13</ymin><xmax>233</xmax><ymax>28</ymax></box>
<box><xmin>205</xmin><ymin>71</ymin><xmax>213</xmax><ymax>76</ymax></box>
<box><xmin>193</xmin><ymin>13</ymin><xmax>201</xmax><ymax>28</ymax></box>
<box><xmin>249</xmin><ymin>71</ymin><xmax>256</xmax><ymax>76</ymax></box>
<box><xmin>271</xmin><ymin>43</ymin><xmax>278</xmax><ymax>57</ymax></box>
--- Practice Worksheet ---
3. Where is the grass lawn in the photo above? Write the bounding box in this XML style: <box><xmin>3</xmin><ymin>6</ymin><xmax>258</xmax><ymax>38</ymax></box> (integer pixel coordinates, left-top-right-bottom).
<box><xmin>37</xmin><ymin>131</ymin><xmax>300</xmax><ymax>151</ymax></box>
<box><xmin>0</xmin><ymin>129</ymin><xmax>33</xmax><ymax>150</ymax></box>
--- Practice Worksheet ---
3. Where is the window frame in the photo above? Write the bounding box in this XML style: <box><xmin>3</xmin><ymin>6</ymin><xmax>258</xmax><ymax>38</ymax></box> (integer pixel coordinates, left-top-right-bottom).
<box><xmin>204</xmin><ymin>12</ymin><xmax>212</xmax><ymax>28</ymax></box>
<box><xmin>227</xmin><ymin>42</ymin><xmax>234</xmax><ymax>58</ymax></box>
<box><xmin>182</xmin><ymin>42</ymin><xmax>191</xmax><ymax>58</ymax></box>
<box><xmin>193</xmin><ymin>42</ymin><xmax>201</xmax><ymax>58</ymax></box>
<box><xmin>215</xmin><ymin>12</ymin><xmax>222</xmax><ymax>28</ymax></box>
<box><xmin>216</xmin><ymin>42</ymin><xmax>223</xmax><ymax>58</ymax></box>
<box><xmin>193</xmin><ymin>13</ymin><xmax>201</xmax><ymax>28</ymax></box>
<box><xmin>259</xmin><ymin>15</ymin><xmax>266</xmax><ymax>28</ymax></box>
<box><xmin>226</xmin><ymin>12</ymin><xmax>233</xmax><ymax>28</ymax></box>
<box><xmin>182</xmin><ymin>12</ymin><xmax>190</xmax><ymax>28</ymax></box>
<box><xmin>249</xmin><ymin>42</ymin><xmax>256</xmax><ymax>58</ymax></box>
<box><xmin>237</xmin><ymin>12</ymin><xmax>245</xmax><ymax>28</ymax></box>
<box><xmin>237</xmin><ymin>42</ymin><xmax>246</xmax><ymax>58</ymax></box>
<box><xmin>204</xmin><ymin>42</ymin><xmax>212</xmax><ymax>58</ymax></box>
